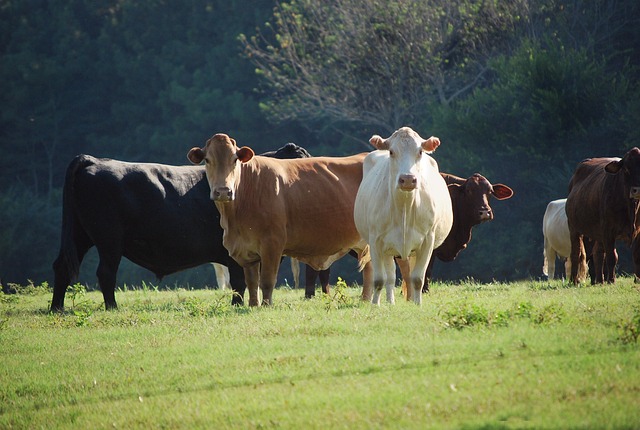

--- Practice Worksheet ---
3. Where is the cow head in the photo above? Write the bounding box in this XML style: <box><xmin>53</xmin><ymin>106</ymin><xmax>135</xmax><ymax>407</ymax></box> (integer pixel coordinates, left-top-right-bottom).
<box><xmin>369</xmin><ymin>127</ymin><xmax>440</xmax><ymax>193</ymax></box>
<box><xmin>187</xmin><ymin>133</ymin><xmax>254</xmax><ymax>202</ymax></box>
<box><xmin>604</xmin><ymin>147</ymin><xmax>640</xmax><ymax>200</ymax></box>
<box><xmin>261</xmin><ymin>142</ymin><xmax>312</xmax><ymax>159</ymax></box>
<box><xmin>447</xmin><ymin>174</ymin><xmax>514</xmax><ymax>224</ymax></box>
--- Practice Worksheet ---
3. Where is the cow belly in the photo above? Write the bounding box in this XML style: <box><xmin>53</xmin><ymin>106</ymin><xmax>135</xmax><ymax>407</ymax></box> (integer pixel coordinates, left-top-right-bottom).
<box><xmin>290</xmin><ymin>251</ymin><xmax>349</xmax><ymax>271</ymax></box>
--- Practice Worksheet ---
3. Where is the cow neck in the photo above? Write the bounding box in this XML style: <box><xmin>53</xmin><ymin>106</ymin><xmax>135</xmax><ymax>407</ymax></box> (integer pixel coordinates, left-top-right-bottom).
<box><xmin>437</xmin><ymin>197</ymin><xmax>473</xmax><ymax>261</ymax></box>
<box><xmin>228</xmin><ymin>159</ymin><xmax>276</xmax><ymax>219</ymax></box>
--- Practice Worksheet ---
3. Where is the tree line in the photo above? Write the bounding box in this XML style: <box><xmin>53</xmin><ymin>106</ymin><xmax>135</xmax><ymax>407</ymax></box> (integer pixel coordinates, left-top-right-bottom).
<box><xmin>1</xmin><ymin>0</ymin><xmax>639</xmax><ymax>288</ymax></box>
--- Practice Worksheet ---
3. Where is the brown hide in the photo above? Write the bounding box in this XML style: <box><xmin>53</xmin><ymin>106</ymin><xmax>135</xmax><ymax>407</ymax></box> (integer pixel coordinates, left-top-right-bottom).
<box><xmin>189</xmin><ymin>133</ymin><xmax>368</xmax><ymax>306</ymax></box>
<box><xmin>401</xmin><ymin>172</ymin><xmax>513</xmax><ymax>300</ymax></box>
<box><xmin>566</xmin><ymin>148</ymin><xmax>640</xmax><ymax>284</ymax></box>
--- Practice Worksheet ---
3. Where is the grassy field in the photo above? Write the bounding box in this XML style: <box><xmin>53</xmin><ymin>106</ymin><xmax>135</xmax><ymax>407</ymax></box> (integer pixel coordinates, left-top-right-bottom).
<box><xmin>1</xmin><ymin>277</ymin><xmax>639</xmax><ymax>429</ymax></box>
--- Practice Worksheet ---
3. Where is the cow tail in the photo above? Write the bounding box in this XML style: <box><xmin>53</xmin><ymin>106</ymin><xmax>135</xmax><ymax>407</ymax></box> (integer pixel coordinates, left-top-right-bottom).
<box><xmin>55</xmin><ymin>155</ymin><xmax>92</xmax><ymax>281</ymax></box>
<box><xmin>576</xmin><ymin>257</ymin><xmax>588</xmax><ymax>284</ymax></box>
<box><xmin>576</xmin><ymin>238</ymin><xmax>589</xmax><ymax>284</ymax></box>
<box><xmin>542</xmin><ymin>238</ymin><xmax>549</xmax><ymax>277</ymax></box>
<box><xmin>356</xmin><ymin>245</ymin><xmax>371</xmax><ymax>272</ymax></box>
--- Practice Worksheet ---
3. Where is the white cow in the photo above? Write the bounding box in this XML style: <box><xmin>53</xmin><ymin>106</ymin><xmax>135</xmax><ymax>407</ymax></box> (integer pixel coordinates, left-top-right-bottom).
<box><xmin>212</xmin><ymin>258</ymin><xmax>301</xmax><ymax>290</ymax></box>
<box><xmin>542</xmin><ymin>198</ymin><xmax>571</xmax><ymax>279</ymax></box>
<box><xmin>354</xmin><ymin>127</ymin><xmax>453</xmax><ymax>305</ymax></box>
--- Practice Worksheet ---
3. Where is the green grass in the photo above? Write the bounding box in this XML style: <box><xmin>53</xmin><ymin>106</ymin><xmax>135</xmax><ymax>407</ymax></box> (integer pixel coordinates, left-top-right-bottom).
<box><xmin>1</xmin><ymin>278</ymin><xmax>639</xmax><ymax>429</ymax></box>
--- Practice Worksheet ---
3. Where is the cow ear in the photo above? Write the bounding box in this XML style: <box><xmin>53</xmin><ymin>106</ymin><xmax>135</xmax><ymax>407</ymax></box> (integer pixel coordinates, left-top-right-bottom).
<box><xmin>492</xmin><ymin>184</ymin><xmax>514</xmax><ymax>200</ymax></box>
<box><xmin>448</xmin><ymin>183</ymin><xmax>463</xmax><ymax>196</ymax></box>
<box><xmin>187</xmin><ymin>147</ymin><xmax>205</xmax><ymax>164</ymax></box>
<box><xmin>604</xmin><ymin>160</ymin><xmax>623</xmax><ymax>174</ymax></box>
<box><xmin>422</xmin><ymin>136</ymin><xmax>440</xmax><ymax>153</ymax></box>
<box><xmin>236</xmin><ymin>146</ymin><xmax>255</xmax><ymax>163</ymax></box>
<box><xmin>370</xmin><ymin>135</ymin><xmax>388</xmax><ymax>150</ymax></box>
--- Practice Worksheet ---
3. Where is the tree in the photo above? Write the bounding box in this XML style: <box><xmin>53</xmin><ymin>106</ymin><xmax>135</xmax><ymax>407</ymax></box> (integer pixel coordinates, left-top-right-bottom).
<box><xmin>241</xmin><ymin>0</ymin><xmax>529</xmax><ymax>134</ymax></box>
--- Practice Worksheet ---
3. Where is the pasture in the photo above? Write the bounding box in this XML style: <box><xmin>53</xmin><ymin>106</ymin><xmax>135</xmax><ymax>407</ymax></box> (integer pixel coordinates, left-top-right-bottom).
<box><xmin>1</xmin><ymin>278</ymin><xmax>639</xmax><ymax>429</ymax></box>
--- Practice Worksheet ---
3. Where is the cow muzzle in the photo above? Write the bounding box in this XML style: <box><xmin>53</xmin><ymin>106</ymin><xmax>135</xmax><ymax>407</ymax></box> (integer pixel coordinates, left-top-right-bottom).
<box><xmin>479</xmin><ymin>209</ymin><xmax>493</xmax><ymax>221</ymax></box>
<box><xmin>398</xmin><ymin>174</ymin><xmax>417</xmax><ymax>191</ymax></box>
<box><xmin>212</xmin><ymin>187</ymin><xmax>234</xmax><ymax>202</ymax></box>
<box><xmin>630</xmin><ymin>187</ymin><xmax>640</xmax><ymax>200</ymax></box>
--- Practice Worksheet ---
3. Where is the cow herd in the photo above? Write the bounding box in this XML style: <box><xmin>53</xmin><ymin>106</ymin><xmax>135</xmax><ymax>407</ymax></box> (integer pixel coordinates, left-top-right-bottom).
<box><xmin>51</xmin><ymin>126</ymin><xmax>639</xmax><ymax>312</ymax></box>
<box><xmin>543</xmin><ymin>148</ymin><xmax>640</xmax><ymax>284</ymax></box>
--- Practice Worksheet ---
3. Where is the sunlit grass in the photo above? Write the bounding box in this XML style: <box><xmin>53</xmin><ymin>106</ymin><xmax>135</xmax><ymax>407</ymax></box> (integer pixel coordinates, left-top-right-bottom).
<box><xmin>1</xmin><ymin>278</ymin><xmax>639</xmax><ymax>429</ymax></box>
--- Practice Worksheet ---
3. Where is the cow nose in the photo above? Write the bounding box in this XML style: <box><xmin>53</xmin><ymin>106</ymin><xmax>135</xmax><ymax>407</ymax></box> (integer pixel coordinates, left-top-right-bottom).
<box><xmin>398</xmin><ymin>174</ymin><xmax>417</xmax><ymax>191</ymax></box>
<box><xmin>213</xmin><ymin>187</ymin><xmax>233</xmax><ymax>201</ymax></box>
<box><xmin>479</xmin><ymin>209</ymin><xmax>492</xmax><ymax>221</ymax></box>
<box><xmin>630</xmin><ymin>187</ymin><xmax>640</xmax><ymax>200</ymax></box>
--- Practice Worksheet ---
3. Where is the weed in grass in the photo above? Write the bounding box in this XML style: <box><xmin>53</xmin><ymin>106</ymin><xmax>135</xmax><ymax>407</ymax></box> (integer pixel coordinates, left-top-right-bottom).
<box><xmin>514</xmin><ymin>301</ymin><xmax>534</xmax><ymax>319</ymax></box>
<box><xmin>2</xmin><ymin>280</ymin><xmax>50</xmax><ymax>295</ymax></box>
<box><xmin>322</xmin><ymin>277</ymin><xmax>358</xmax><ymax>311</ymax></box>
<box><xmin>533</xmin><ymin>303</ymin><xmax>565</xmax><ymax>325</ymax></box>
<box><xmin>617</xmin><ymin>307</ymin><xmax>640</xmax><ymax>344</ymax></box>
<box><xmin>442</xmin><ymin>302</ymin><xmax>489</xmax><ymax>329</ymax></box>
<box><xmin>180</xmin><ymin>292</ymin><xmax>234</xmax><ymax>317</ymax></box>
<box><xmin>68</xmin><ymin>283</ymin><xmax>87</xmax><ymax>308</ymax></box>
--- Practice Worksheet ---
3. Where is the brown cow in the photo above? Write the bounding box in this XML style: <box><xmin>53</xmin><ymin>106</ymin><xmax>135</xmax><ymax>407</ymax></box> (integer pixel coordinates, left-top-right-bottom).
<box><xmin>566</xmin><ymin>148</ymin><xmax>640</xmax><ymax>284</ymax></box>
<box><xmin>187</xmin><ymin>133</ymin><xmax>370</xmax><ymax>306</ymax></box>
<box><xmin>400</xmin><ymin>173</ymin><xmax>513</xmax><ymax>299</ymax></box>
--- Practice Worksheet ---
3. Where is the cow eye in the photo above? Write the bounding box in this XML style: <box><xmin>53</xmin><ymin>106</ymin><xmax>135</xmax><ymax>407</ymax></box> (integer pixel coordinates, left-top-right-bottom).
<box><xmin>389</xmin><ymin>150</ymin><xmax>395</xmax><ymax>157</ymax></box>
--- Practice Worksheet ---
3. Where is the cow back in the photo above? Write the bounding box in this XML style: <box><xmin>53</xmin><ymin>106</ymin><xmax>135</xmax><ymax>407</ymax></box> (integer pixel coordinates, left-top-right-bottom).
<box><xmin>217</xmin><ymin>153</ymin><xmax>368</xmax><ymax>270</ymax></box>
<box><xmin>71</xmin><ymin>156</ymin><xmax>232</xmax><ymax>276</ymax></box>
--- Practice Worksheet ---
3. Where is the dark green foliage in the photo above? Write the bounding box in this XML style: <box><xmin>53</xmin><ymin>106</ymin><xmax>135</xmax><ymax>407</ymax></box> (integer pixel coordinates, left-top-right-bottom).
<box><xmin>1</xmin><ymin>0</ymin><xmax>640</xmax><ymax>287</ymax></box>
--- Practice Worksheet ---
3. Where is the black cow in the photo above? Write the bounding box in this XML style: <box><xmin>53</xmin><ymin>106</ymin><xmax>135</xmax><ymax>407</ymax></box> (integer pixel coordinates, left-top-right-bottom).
<box><xmin>566</xmin><ymin>148</ymin><xmax>640</xmax><ymax>284</ymax></box>
<box><xmin>51</xmin><ymin>143</ymin><xmax>310</xmax><ymax>311</ymax></box>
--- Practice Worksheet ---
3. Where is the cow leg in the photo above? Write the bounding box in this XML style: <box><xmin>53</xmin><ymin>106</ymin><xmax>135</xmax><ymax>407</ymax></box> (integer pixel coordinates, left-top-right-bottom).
<box><xmin>411</xmin><ymin>242</ymin><xmax>435</xmax><ymax>306</ymax></box>
<box><xmin>563</xmin><ymin>258</ymin><xmax>571</xmax><ymax>281</ymax></box>
<box><xmin>632</xmin><ymin>238</ymin><xmax>640</xmax><ymax>282</ymax></box>
<box><xmin>383</xmin><ymin>256</ymin><xmax>396</xmax><ymax>304</ymax></box>
<box><xmin>569</xmin><ymin>231</ymin><xmax>588</xmax><ymax>284</ymax></box>
<box><xmin>290</xmin><ymin>258</ymin><xmax>300</xmax><ymax>289</ymax></box>
<box><xmin>544</xmin><ymin>241</ymin><xmax>557</xmax><ymax>280</ymax></box>
<box><xmin>244</xmin><ymin>263</ymin><xmax>260</xmax><ymax>307</ymax></box>
<box><xmin>395</xmin><ymin>257</ymin><xmax>411</xmax><ymax>301</ymax></box>
<box><xmin>319</xmin><ymin>268</ymin><xmax>330</xmax><ymax>295</ymax></box>
<box><xmin>592</xmin><ymin>241</ymin><xmax>605</xmax><ymax>284</ymax></box>
<box><xmin>370</xmin><ymin>248</ymin><xmax>388</xmax><ymax>306</ymax></box>
<box><xmin>95</xmin><ymin>249</ymin><xmax>121</xmax><ymax>310</ymax></box>
<box><xmin>304</xmin><ymin>265</ymin><xmax>318</xmax><ymax>298</ymax></box>
<box><xmin>227</xmin><ymin>262</ymin><xmax>245</xmax><ymax>306</ymax></box>
<box><xmin>360</xmin><ymin>261</ymin><xmax>373</xmax><ymax>302</ymax></box>
<box><xmin>602</xmin><ymin>239</ymin><xmax>617</xmax><ymax>283</ymax></box>
<box><xmin>51</xmin><ymin>238</ymin><xmax>92</xmax><ymax>312</ymax></box>
<box><xmin>422</xmin><ymin>256</ymin><xmax>436</xmax><ymax>293</ymax></box>
<box><xmin>259</xmin><ymin>254</ymin><xmax>280</xmax><ymax>306</ymax></box>
<box><xmin>213</xmin><ymin>263</ymin><xmax>229</xmax><ymax>290</ymax></box>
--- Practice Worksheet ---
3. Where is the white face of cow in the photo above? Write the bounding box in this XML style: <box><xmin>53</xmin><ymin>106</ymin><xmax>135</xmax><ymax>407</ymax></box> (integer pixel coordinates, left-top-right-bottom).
<box><xmin>187</xmin><ymin>133</ymin><xmax>254</xmax><ymax>202</ymax></box>
<box><xmin>370</xmin><ymin>127</ymin><xmax>440</xmax><ymax>193</ymax></box>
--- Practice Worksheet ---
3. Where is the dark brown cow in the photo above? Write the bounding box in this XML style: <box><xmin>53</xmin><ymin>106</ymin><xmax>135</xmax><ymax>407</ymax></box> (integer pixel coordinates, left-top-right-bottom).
<box><xmin>400</xmin><ymin>173</ymin><xmax>513</xmax><ymax>299</ymax></box>
<box><xmin>566</xmin><ymin>148</ymin><xmax>640</xmax><ymax>284</ymax></box>
<box><xmin>187</xmin><ymin>133</ymin><xmax>370</xmax><ymax>306</ymax></box>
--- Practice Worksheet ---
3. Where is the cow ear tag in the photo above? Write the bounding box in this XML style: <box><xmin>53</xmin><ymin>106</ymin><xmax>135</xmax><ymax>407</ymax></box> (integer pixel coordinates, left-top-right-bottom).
<box><xmin>236</xmin><ymin>146</ymin><xmax>255</xmax><ymax>163</ymax></box>
<box><xmin>187</xmin><ymin>147</ymin><xmax>205</xmax><ymax>164</ymax></box>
